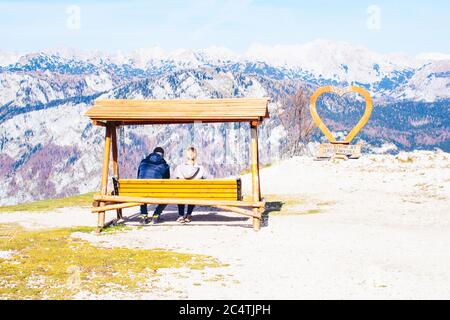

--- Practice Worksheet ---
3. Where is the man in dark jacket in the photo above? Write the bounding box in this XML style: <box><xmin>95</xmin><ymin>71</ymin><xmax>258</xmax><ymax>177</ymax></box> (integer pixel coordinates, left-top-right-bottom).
<box><xmin>137</xmin><ymin>147</ymin><xmax>170</xmax><ymax>224</ymax></box>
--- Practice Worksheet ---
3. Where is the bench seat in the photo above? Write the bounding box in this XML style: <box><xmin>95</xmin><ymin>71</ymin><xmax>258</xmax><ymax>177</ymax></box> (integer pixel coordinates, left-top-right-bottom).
<box><xmin>112</xmin><ymin>178</ymin><xmax>242</xmax><ymax>201</ymax></box>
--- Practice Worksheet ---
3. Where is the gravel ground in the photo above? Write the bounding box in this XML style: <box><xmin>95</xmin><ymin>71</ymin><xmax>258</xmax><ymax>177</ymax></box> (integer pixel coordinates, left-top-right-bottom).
<box><xmin>2</xmin><ymin>151</ymin><xmax>449</xmax><ymax>299</ymax></box>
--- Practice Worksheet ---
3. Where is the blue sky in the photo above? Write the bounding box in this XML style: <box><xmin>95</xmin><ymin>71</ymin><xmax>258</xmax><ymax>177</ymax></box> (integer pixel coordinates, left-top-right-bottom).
<box><xmin>0</xmin><ymin>0</ymin><xmax>449</xmax><ymax>56</ymax></box>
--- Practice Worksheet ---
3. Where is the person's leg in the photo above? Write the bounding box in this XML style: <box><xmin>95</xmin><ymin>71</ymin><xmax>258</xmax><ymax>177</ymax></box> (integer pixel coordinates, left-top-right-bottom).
<box><xmin>153</xmin><ymin>204</ymin><xmax>167</xmax><ymax>217</ymax></box>
<box><xmin>177</xmin><ymin>204</ymin><xmax>185</xmax><ymax>217</ymax></box>
<box><xmin>184</xmin><ymin>205</ymin><xmax>195</xmax><ymax>223</ymax></box>
<box><xmin>176</xmin><ymin>204</ymin><xmax>186</xmax><ymax>223</ymax></box>
<box><xmin>140</xmin><ymin>204</ymin><xmax>148</xmax><ymax>216</ymax></box>
<box><xmin>186</xmin><ymin>205</ymin><xmax>195</xmax><ymax>216</ymax></box>
<box><xmin>139</xmin><ymin>204</ymin><xmax>149</xmax><ymax>224</ymax></box>
<box><xmin>150</xmin><ymin>204</ymin><xmax>167</xmax><ymax>224</ymax></box>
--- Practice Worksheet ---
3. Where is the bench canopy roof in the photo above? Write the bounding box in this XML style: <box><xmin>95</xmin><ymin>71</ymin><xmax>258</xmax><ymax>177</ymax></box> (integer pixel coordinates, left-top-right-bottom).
<box><xmin>85</xmin><ymin>98</ymin><xmax>270</xmax><ymax>125</ymax></box>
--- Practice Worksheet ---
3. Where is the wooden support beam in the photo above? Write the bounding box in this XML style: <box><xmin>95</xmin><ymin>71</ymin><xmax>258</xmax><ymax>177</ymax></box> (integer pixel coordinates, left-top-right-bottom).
<box><xmin>93</xmin><ymin>200</ymin><xmax>119</xmax><ymax>207</ymax></box>
<box><xmin>250</xmin><ymin>121</ymin><xmax>262</xmax><ymax>231</ymax></box>
<box><xmin>91</xmin><ymin>202</ymin><xmax>143</xmax><ymax>213</ymax></box>
<box><xmin>111</xmin><ymin>124</ymin><xmax>123</xmax><ymax>220</ymax></box>
<box><xmin>92</xmin><ymin>194</ymin><xmax>265</xmax><ymax>208</ymax></box>
<box><xmin>92</xmin><ymin>120</ymin><xmax>107</xmax><ymax>127</ymax></box>
<box><xmin>111</xmin><ymin>125</ymin><xmax>119</xmax><ymax>178</ymax></box>
<box><xmin>97</xmin><ymin>124</ymin><xmax>112</xmax><ymax>233</ymax></box>
<box><xmin>91</xmin><ymin>202</ymin><xmax>261</xmax><ymax>218</ymax></box>
<box><xmin>214</xmin><ymin>205</ymin><xmax>261</xmax><ymax>218</ymax></box>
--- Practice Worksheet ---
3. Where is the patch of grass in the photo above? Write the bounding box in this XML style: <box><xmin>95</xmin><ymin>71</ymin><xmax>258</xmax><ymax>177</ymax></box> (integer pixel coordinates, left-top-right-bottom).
<box><xmin>270</xmin><ymin>208</ymin><xmax>322</xmax><ymax>216</ymax></box>
<box><xmin>70</xmin><ymin>226</ymin><xmax>97</xmax><ymax>233</ymax></box>
<box><xmin>265</xmin><ymin>194</ymin><xmax>304</xmax><ymax>207</ymax></box>
<box><xmin>263</xmin><ymin>195</ymin><xmax>325</xmax><ymax>216</ymax></box>
<box><xmin>0</xmin><ymin>193</ymin><xmax>96</xmax><ymax>213</ymax></box>
<box><xmin>304</xmin><ymin>209</ymin><xmax>321</xmax><ymax>215</ymax></box>
<box><xmin>204</xmin><ymin>274</ymin><xmax>226</xmax><ymax>282</ymax></box>
<box><xmin>263</xmin><ymin>195</ymin><xmax>302</xmax><ymax>216</ymax></box>
<box><xmin>316</xmin><ymin>201</ymin><xmax>337</xmax><ymax>207</ymax></box>
<box><xmin>0</xmin><ymin>224</ymin><xmax>221</xmax><ymax>299</ymax></box>
<box><xmin>100</xmin><ymin>224</ymin><xmax>132</xmax><ymax>234</ymax></box>
<box><xmin>396</xmin><ymin>156</ymin><xmax>414</xmax><ymax>163</ymax></box>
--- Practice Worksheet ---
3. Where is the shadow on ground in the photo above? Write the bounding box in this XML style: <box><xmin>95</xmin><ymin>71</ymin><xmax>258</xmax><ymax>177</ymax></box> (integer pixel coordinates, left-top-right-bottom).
<box><xmin>108</xmin><ymin>202</ymin><xmax>285</xmax><ymax>229</ymax></box>
<box><xmin>265</xmin><ymin>201</ymin><xmax>284</xmax><ymax>214</ymax></box>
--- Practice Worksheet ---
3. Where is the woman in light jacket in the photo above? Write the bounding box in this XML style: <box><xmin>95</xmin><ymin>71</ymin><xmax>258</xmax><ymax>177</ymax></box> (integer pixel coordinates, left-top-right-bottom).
<box><xmin>174</xmin><ymin>147</ymin><xmax>208</xmax><ymax>223</ymax></box>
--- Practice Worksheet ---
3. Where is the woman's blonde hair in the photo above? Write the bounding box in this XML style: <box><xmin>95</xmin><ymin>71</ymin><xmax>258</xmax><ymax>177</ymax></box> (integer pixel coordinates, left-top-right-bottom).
<box><xmin>185</xmin><ymin>146</ymin><xmax>197</xmax><ymax>162</ymax></box>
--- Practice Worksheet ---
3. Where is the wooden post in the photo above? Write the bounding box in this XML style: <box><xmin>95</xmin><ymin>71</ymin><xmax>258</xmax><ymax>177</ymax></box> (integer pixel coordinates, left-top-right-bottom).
<box><xmin>111</xmin><ymin>124</ymin><xmax>123</xmax><ymax>220</ymax></box>
<box><xmin>97</xmin><ymin>123</ymin><xmax>112</xmax><ymax>232</ymax></box>
<box><xmin>250</xmin><ymin>121</ymin><xmax>261</xmax><ymax>231</ymax></box>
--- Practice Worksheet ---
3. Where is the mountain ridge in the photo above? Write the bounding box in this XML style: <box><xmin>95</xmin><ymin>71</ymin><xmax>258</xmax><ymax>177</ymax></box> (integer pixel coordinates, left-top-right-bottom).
<box><xmin>0</xmin><ymin>40</ymin><xmax>449</xmax><ymax>205</ymax></box>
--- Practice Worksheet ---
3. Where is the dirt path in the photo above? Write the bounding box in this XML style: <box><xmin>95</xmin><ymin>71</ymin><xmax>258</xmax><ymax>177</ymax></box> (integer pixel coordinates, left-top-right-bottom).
<box><xmin>1</xmin><ymin>151</ymin><xmax>449</xmax><ymax>299</ymax></box>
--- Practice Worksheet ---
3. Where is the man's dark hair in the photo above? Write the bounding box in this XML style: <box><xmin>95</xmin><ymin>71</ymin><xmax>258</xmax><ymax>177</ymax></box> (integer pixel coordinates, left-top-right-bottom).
<box><xmin>153</xmin><ymin>147</ymin><xmax>164</xmax><ymax>156</ymax></box>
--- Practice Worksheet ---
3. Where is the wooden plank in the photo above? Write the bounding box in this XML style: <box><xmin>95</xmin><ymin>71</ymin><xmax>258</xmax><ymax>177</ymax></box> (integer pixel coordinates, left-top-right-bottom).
<box><xmin>90</xmin><ymin>106</ymin><xmax>267</xmax><ymax>111</ymax></box>
<box><xmin>119</xmin><ymin>190</ymin><xmax>237</xmax><ymax>195</ymax></box>
<box><xmin>118</xmin><ymin>187</ymin><xmax>236</xmax><ymax>191</ymax></box>
<box><xmin>119</xmin><ymin>185</ymin><xmax>237</xmax><ymax>189</ymax></box>
<box><xmin>88</xmin><ymin>113</ymin><xmax>266</xmax><ymax>117</ymax></box>
<box><xmin>88</xmin><ymin>115</ymin><xmax>264</xmax><ymax>120</ymax></box>
<box><xmin>89</xmin><ymin>109</ymin><xmax>265</xmax><ymax>114</ymax></box>
<box><xmin>97</xmin><ymin>125</ymin><xmax>112</xmax><ymax>232</ymax></box>
<box><xmin>84</xmin><ymin>98</ymin><xmax>270</xmax><ymax>124</ymax></box>
<box><xmin>88</xmin><ymin>105</ymin><xmax>267</xmax><ymax>111</ymax></box>
<box><xmin>119</xmin><ymin>190</ymin><xmax>237</xmax><ymax>194</ymax></box>
<box><xmin>119</xmin><ymin>180</ymin><xmax>239</xmax><ymax>199</ymax></box>
<box><xmin>100</xmin><ymin>126</ymin><xmax>112</xmax><ymax>195</ymax></box>
<box><xmin>93</xmin><ymin>195</ymin><xmax>265</xmax><ymax>208</ymax></box>
<box><xmin>94</xmin><ymin>98</ymin><xmax>270</xmax><ymax>107</ymax></box>
<box><xmin>120</xmin><ymin>194</ymin><xmax>237</xmax><ymax>200</ymax></box>
<box><xmin>117</xmin><ymin>189</ymin><xmax>236</xmax><ymax>193</ymax></box>
<box><xmin>119</xmin><ymin>183</ymin><xmax>236</xmax><ymax>187</ymax></box>
<box><xmin>92</xmin><ymin>120</ymin><xmax>106</xmax><ymax>127</ymax></box>
<box><xmin>118</xmin><ymin>185</ymin><xmax>237</xmax><ymax>190</ymax></box>
<box><xmin>95</xmin><ymin>97</ymin><xmax>269</xmax><ymax>102</ymax></box>
<box><xmin>88</xmin><ymin>109</ymin><xmax>266</xmax><ymax>114</ymax></box>
<box><xmin>87</xmin><ymin>113</ymin><xmax>265</xmax><ymax>117</ymax></box>
<box><xmin>215</xmin><ymin>205</ymin><xmax>260</xmax><ymax>218</ymax></box>
<box><xmin>118</xmin><ymin>179</ymin><xmax>239</xmax><ymax>200</ymax></box>
<box><xmin>119</xmin><ymin>179</ymin><xmax>237</xmax><ymax>185</ymax></box>
<box><xmin>111</xmin><ymin>126</ymin><xmax>119</xmax><ymax>178</ymax></box>
<box><xmin>91</xmin><ymin>202</ymin><xmax>143</xmax><ymax>213</ymax></box>
<box><xmin>94</xmin><ymin>101</ymin><xmax>269</xmax><ymax>108</ymax></box>
<box><xmin>119</xmin><ymin>186</ymin><xmax>237</xmax><ymax>194</ymax></box>
<box><xmin>91</xmin><ymin>203</ymin><xmax>260</xmax><ymax>218</ymax></box>
<box><xmin>120</xmin><ymin>193</ymin><xmax>236</xmax><ymax>198</ymax></box>
<box><xmin>88</xmin><ymin>116</ymin><xmax>264</xmax><ymax>121</ymax></box>
<box><xmin>115</xmin><ymin>119</ymin><xmax>253</xmax><ymax>125</ymax></box>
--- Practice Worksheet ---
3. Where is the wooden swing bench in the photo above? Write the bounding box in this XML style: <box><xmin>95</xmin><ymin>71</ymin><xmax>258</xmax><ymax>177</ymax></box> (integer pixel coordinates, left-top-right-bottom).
<box><xmin>92</xmin><ymin>177</ymin><xmax>265</xmax><ymax>218</ymax></box>
<box><xmin>113</xmin><ymin>178</ymin><xmax>242</xmax><ymax>199</ymax></box>
<box><xmin>85</xmin><ymin>98</ymin><xmax>270</xmax><ymax>232</ymax></box>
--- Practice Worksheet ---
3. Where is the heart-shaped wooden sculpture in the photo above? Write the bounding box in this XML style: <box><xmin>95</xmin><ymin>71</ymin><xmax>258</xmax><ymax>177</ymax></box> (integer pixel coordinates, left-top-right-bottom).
<box><xmin>309</xmin><ymin>85</ymin><xmax>373</xmax><ymax>144</ymax></box>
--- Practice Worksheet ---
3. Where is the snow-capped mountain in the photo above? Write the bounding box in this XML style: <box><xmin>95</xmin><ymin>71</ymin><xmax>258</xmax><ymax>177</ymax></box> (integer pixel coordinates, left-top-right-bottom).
<box><xmin>245</xmin><ymin>40</ymin><xmax>420</xmax><ymax>83</ymax></box>
<box><xmin>416</xmin><ymin>52</ymin><xmax>450</xmax><ymax>61</ymax></box>
<box><xmin>3</xmin><ymin>39</ymin><xmax>449</xmax><ymax>101</ymax></box>
<box><xmin>0</xmin><ymin>40</ymin><xmax>449</xmax><ymax>205</ymax></box>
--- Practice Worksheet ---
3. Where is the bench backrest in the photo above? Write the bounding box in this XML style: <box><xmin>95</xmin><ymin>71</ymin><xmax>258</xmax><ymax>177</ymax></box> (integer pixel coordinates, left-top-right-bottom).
<box><xmin>113</xmin><ymin>178</ymin><xmax>242</xmax><ymax>201</ymax></box>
